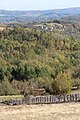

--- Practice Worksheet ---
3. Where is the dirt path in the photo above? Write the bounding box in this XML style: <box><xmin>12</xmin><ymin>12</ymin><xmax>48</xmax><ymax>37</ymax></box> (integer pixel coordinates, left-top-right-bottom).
<box><xmin>0</xmin><ymin>103</ymin><xmax>80</xmax><ymax>120</ymax></box>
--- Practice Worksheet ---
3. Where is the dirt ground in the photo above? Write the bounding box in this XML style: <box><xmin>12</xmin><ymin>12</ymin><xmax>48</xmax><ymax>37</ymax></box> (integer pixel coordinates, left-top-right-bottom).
<box><xmin>0</xmin><ymin>103</ymin><xmax>80</xmax><ymax>120</ymax></box>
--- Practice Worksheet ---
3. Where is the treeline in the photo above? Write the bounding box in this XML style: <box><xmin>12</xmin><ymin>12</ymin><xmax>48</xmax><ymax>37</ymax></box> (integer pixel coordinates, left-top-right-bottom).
<box><xmin>0</xmin><ymin>25</ymin><xmax>80</xmax><ymax>95</ymax></box>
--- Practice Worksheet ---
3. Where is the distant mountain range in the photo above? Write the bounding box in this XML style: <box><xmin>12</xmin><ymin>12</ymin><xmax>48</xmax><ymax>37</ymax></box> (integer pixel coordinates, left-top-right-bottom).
<box><xmin>0</xmin><ymin>7</ymin><xmax>80</xmax><ymax>23</ymax></box>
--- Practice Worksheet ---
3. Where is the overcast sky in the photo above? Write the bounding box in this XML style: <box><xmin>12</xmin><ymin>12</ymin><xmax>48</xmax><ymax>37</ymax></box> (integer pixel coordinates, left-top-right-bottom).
<box><xmin>0</xmin><ymin>0</ymin><xmax>80</xmax><ymax>10</ymax></box>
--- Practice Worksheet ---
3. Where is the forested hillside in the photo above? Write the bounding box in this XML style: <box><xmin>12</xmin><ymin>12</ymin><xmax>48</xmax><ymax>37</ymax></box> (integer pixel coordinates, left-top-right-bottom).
<box><xmin>0</xmin><ymin>23</ymin><xmax>80</xmax><ymax>95</ymax></box>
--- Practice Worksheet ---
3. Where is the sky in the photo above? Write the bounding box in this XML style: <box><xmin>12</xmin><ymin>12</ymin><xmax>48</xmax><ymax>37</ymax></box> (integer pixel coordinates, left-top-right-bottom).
<box><xmin>0</xmin><ymin>0</ymin><xmax>80</xmax><ymax>11</ymax></box>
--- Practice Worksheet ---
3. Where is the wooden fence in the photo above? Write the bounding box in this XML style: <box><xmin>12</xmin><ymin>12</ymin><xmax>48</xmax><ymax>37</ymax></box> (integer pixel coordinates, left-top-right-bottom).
<box><xmin>1</xmin><ymin>93</ymin><xmax>80</xmax><ymax>105</ymax></box>
<box><xmin>27</xmin><ymin>93</ymin><xmax>80</xmax><ymax>104</ymax></box>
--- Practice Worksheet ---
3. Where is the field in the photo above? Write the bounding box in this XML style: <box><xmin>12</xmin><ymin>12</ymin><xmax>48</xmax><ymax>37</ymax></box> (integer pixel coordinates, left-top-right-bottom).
<box><xmin>0</xmin><ymin>103</ymin><xmax>80</xmax><ymax>120</ymax></box>
<box><xmin>0</xmin><ymin>27</ymin><xmax>5</xmax><ymax>31</ymax></box>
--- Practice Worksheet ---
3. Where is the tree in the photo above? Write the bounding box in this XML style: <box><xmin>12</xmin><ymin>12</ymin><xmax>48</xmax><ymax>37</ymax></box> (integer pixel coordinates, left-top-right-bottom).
<box><xmin>0</xmin><ymin>68</ymin><xmax>5</xmax><ymax>83</ymax></box>
<box><xmin>0</xmin><ymin>79</ymin><xmax>14</xmax><ymax>95</ymax></box>
<box><xmin>24</xmin><ymin>65</ymin><xmax>36</xmax><ymax>80</ymax></box>
<box><xmin>52</xmin><ymin>71</ymin><xmax>72</xmax><ymax>95</ymax></box>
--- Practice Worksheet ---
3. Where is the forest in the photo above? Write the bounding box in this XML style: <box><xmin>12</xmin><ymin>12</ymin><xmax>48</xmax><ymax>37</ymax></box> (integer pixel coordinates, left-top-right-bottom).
<box><xmin>0</xmin><ymin>23</ymin><xmax>80</xmax><ymax>96</ymax></box>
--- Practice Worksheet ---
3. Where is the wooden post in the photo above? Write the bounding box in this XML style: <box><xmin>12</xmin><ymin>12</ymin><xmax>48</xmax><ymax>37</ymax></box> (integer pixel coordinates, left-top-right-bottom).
<box><xmin>75</xmin><ymin>94</ymin><xmax>78</xmax><ymax>101</ymax></box>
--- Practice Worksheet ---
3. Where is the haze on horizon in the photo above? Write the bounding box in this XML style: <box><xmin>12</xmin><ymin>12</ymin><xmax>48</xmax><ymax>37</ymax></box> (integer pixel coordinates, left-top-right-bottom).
<box><xmin>0</xmin><ymin>0</ymin><xmax>80</xmax><ymax>11</ymax></box>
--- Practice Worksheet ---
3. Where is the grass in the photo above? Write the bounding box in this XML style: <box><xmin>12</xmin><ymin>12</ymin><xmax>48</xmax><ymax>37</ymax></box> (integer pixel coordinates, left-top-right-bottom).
<box><xmin>0</xmin><ymin>95</ymin><xmax>24</xmax><ymax>101</ymax></box>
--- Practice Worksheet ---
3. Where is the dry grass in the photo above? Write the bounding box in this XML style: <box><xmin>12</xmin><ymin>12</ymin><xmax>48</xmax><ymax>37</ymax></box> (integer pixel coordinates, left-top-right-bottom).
<box><xmin>0</xmin><ymin>103</ymin><xmax>80</xmax><ymax>120</ymax></box>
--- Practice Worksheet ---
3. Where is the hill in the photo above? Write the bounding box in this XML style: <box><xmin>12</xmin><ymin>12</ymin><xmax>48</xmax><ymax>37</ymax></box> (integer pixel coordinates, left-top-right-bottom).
<box><xmin>0</xmin><ymin>7</ymin><xmax>80</xmax><ymax>23</ymax></box>
<box><xmin>0</xmin><ymin>22</ymin><xmax>80</xmax><ymax>95</ymax></box>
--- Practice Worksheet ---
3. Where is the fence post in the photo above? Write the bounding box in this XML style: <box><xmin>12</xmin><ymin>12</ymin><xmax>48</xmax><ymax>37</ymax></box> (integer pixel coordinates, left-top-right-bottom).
<box><xmin>50</xmin><ymin>96</ymin><xmax>52</xmax><ymax>103</ymax></box>
<box><xmin>78</xmin><ymin>93</ymin><xmax>80</xmax><ymax>101</ymax></box>
<box><xmin>75</xmin><ymin>94</ymin><xmax>78</xmax><ymax>101</ymax></box>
